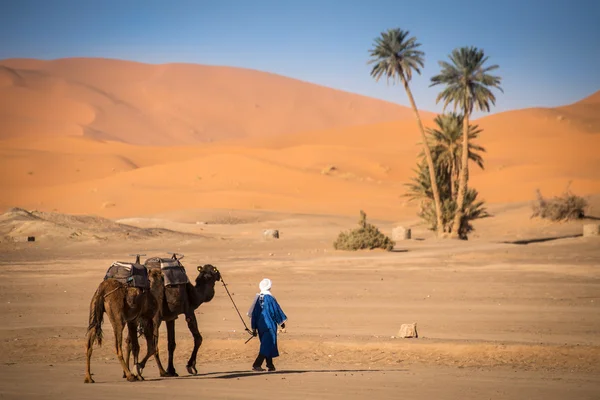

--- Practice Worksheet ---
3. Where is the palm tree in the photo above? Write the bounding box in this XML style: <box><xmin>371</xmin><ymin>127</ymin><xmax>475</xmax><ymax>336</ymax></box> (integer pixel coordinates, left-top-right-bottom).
<box><xmin>427</xmin><ymin>113</ymin><xmax>485</xmax><ymax>199</ymax></box>
<box><xmin>368</xmin><ymin>28</ymin><xmax>444</xmax><ymax>236</ymax></box>
<box><xmin>430</xmin><ymin>47</ymin><xmax>502</xmax><ymax>239</ymax></box>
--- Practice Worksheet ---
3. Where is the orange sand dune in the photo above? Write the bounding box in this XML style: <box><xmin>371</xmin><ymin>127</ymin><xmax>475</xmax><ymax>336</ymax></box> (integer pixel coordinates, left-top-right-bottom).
<box><xmin>469</xmin><ymin>105</ymin><xmax>600</xmax><ymax>202</ymax></box>
<box><xmin>0</xmin><ymin>57</ymin><xmax>598</xmax><ymax>220</ymax></box>
<box><xmin>0</xmin><ymin>57</ymin><xmax>429</xmax><ymax>145</ymax></box>
<box><xmin>1</xmin><ymin>147</ymin><xmax>413</xmax><ymax>220</ymax></box>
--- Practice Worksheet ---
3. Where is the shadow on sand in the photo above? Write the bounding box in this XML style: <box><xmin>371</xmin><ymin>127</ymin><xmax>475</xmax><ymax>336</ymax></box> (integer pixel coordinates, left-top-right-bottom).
<box><xmin>502</xmin><ymin>234</ymin><xmax>582</xmax><ymax>245</ymax></box>
<box><xmin>583</xmin><ymin>215</ymin><xmax>600</xmax><ymax>221</ymax></box>
<box><xmin>143</xmin><ymin>368</ymin><xmax>405</xmax><ymax>381</ymax></box>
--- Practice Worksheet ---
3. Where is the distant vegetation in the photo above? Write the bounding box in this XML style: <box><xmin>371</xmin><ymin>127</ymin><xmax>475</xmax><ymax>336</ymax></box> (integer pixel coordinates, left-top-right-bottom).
<box><xmin>333</xmin><ymin>210</ymin><xmax>395</xmax><ymax>251</ymax></box>
<box><xmin>531</xmin><ymin>188</ymin><xmax>588</xmax><ymax>221</ymax></box>
<box><xmin>369</xmin><ymin>29</ymin><xmax>502</xmax><ymax>240</ymax></box>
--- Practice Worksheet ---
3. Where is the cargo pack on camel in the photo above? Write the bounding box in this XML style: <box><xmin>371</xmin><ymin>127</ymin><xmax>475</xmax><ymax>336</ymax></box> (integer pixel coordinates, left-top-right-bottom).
<box><xmin>144</xmin><ymin>253</ymin><xmax>190</xmax><ymax>286</ymax></box>
<box><xmin>103</xmin><ymin>255</ymin><xmax>150</xmax><ymax>289</ymax></box>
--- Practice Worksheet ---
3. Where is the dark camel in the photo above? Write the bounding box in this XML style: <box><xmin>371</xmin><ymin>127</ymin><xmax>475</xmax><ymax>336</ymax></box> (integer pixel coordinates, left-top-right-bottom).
<box><xmin>125</xmin><ymin>259</ymin><xmax>221</xmax><ymax>377</ymax></box>
<box><xmin>84</xmin><ymin>276</ymin><xmax>157</xmax><ymax>383</ymax></box>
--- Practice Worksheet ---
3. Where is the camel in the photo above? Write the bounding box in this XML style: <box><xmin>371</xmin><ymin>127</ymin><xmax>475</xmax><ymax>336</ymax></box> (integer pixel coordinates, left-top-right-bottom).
<box><xmin>124</xmin><ymin>256</ymin><xmax>221</xmax><ymax>377</ymax></box>
<box><xmin>84</xmin><ymin>256</ymin><xmax>157</xmax><ymax>383</ymax></box>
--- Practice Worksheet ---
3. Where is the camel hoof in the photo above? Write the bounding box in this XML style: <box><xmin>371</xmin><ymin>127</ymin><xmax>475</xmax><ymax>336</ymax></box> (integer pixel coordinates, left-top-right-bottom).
<box><xmin>186</xmin><ymin>365</ymin><xmax>198</xmax><ymax>375</ymax></box>
<box><xmin>84</xmin><ymin>376</ymin><xmax>95</xmax><ymax>384</ymax></box>
<box><xmin>136</xmin><ymin>364</ymin><xmax>144</xmax><ymax>379</ymax></box>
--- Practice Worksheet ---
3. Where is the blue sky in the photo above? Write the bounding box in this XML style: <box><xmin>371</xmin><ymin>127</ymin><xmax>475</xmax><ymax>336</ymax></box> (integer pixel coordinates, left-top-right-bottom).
<box><xmin>2</xmin><ymin>0</ymin><xmax>599</xmax><ymax>115</ymax></box>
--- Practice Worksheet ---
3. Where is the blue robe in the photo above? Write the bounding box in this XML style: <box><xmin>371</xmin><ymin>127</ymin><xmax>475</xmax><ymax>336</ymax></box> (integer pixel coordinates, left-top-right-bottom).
<box><xmin>250</xmin><ymin>294</ymin><xmax>287</xmax><ymax>358</ymax></box>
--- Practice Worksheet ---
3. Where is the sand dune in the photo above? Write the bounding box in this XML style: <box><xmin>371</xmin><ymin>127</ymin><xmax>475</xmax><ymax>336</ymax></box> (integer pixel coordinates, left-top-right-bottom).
<box><xmin>0</xmin><ymin>58</ymin><xmax>427</xmax><ymax>145</ymax></box>
<box><xmin>0</xmin><ymin>57</ymin><xmax>598</xmax><ymax>221</ymax></box>
<box><xmin>1</xmin><ymin>146</ymin><xmax>413</xmax><ymax>220</ymax></box>
<box><xmin>469</xmin><ymin>106</ymin><xmax>600</xmax><ymax>202</ymax></box>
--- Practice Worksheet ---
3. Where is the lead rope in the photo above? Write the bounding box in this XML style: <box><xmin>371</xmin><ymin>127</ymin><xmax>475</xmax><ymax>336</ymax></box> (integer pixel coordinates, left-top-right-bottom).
<box><xmin>220</xmin><ymin>275</ymin><xmax>255</xmax><ymax>343</ymax></box>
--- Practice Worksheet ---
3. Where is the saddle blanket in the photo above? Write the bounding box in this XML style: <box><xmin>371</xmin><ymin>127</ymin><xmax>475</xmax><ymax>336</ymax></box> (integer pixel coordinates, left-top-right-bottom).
<box><xmin>145</xmin><ymin>257</ymin><xmax>190</xmax><ymax>286</ymax></box>
<box><xmin>104</xmin><ymin>261</ymin><xmax>150</xmax><ymax>289</ymax></box>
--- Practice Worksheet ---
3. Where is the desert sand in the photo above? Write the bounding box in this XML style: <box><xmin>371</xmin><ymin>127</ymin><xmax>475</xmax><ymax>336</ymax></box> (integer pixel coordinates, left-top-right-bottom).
<box><xmin>0</xmin><ymin>58</ymin><xmax>599</xmax><ymax>399</ymax></box>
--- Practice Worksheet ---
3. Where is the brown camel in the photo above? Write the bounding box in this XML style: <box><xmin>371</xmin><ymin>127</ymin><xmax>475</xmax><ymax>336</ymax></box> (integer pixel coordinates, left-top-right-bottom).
<box><xmin>125</xmin><ymin>257</ymin><xmax>221</xmax><ymax>377</ymax></box>
<box><xmin>84</xmin><ymin>257</ymin><xmax>157</xmax><ymax>383</ymax></box>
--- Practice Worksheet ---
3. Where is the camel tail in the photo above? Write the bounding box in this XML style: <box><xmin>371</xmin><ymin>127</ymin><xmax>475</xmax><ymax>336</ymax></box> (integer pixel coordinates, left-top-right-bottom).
<box><xmin>87</xmin><ymin>286</ymin><xmax>105</xmax><ymax>346</ymax></box>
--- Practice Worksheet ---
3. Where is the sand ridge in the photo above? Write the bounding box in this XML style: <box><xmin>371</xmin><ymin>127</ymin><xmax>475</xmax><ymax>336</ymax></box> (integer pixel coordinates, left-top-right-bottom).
<box><xmin>0</xmin><ymin>58</ymin><xmax>429</xmax><ymax>145</ymax></box>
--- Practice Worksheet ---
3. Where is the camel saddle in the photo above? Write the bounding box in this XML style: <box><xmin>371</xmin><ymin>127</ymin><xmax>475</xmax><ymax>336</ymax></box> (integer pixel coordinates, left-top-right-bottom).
<box><xmin>145</xmin><ymin>257</ymin><xmax>190</xmax><ymax>287</ymax></box>
<box><xmin>104</xmin><ymin>261</ymin><xmax>150</xmax><ymax>290</ymax></box>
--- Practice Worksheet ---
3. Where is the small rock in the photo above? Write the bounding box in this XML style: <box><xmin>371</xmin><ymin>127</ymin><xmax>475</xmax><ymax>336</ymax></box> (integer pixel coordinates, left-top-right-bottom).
<box><xmin>263</xmin><ymin>229</ymin><xmax>279</xmax><ymax>239</ymax></box>
<box><xmin>321</xmin><ymin>165</ymin><xmax>337</xmax><ymax>175</ymax></box>
<box><xmin>398</xmin><ymin>323</ymin><xmax>418</xmax><ymax>338</ymax></box>
<box><xmin>392</xmin><ymin>226</ymin><xmax>411</xmax><ymax>240</ymax></box>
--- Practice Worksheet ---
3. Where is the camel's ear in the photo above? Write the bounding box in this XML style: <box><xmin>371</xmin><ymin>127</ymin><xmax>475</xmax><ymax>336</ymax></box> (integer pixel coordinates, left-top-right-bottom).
<box><xmin>197</xmin><ymin>266</ymin><xmax>202</xmax><ymax>272</ymax></box>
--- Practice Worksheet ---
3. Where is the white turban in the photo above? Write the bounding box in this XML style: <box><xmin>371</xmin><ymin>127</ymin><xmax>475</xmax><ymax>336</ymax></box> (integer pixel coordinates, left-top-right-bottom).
<box><xmin>259</xmin><ymin>278</ymin><xmax>272</xmax><ymax>293</ymax></box>
<box><xmin>247</xmin><ymin>278</ymin><xmax>273</xmax><ymax>317</ymax></box>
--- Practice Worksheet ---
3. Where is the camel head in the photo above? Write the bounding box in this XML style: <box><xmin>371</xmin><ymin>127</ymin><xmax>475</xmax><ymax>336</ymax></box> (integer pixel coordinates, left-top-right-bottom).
<box><xmin>196</xmin><ymin>264</ymin><xmax>221</xmax><ymax>283</ymax></box>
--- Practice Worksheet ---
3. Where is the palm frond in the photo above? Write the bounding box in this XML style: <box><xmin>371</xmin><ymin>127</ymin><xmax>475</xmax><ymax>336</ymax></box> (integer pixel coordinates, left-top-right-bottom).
<box><xmin>368</xmin><ymin>28</ymin><xmax>425</xmax><ymax>85</ymax></box>
<box><xmin>430</xmin><ymin>46</ymin><xmax>503</xmax><ymax>116</ymax></box>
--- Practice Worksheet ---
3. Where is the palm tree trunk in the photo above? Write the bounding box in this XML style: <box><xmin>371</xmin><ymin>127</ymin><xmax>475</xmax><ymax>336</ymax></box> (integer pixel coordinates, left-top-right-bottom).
<box><xmin>402</xmin><ymin>78</ymin><xmax>444</xmax><ymax>235</ymax></box>
<box><xmin>450</xmin><ymin>110</ymin><xmax>470</xmax><ymax>239</ymax></box>
<box><xmin>450</xmin><ymin>164</ymin><xmax>456</xmax><ymax>199</ymax></box>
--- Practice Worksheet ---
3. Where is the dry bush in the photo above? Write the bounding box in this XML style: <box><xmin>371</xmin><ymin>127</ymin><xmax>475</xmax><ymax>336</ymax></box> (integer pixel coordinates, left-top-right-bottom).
<box><xmin>207</xmin><ymin>212</ymin><xmax>255</xmax><ymax>225</ymax></box>
<box><xmin>531</xmin><ymin>189</ymin><xmax>588</xmax><ymax>221</ymax></box>
<box><xmin>333</xmin><ymin>210</ymin><xmax>395</xmax><ymax>251</ymax></box>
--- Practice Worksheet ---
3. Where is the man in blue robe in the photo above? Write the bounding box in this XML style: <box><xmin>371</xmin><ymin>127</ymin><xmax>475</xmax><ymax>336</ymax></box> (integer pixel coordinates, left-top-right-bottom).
<box><xmin>247</xmin><ymin>278</ymin><xmax>287</xmax><ymax>371</ymax></box>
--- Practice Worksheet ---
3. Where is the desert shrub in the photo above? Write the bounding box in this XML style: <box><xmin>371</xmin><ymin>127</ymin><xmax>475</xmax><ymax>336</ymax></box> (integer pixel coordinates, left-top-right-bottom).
<box><xmin>333</xmin><ymin>210</ymin><xmax>395</xmax><ymax>251</ymax></box>
<box><xmin>207</xmin><ymin>212</ymin><xmax>256</xmax><ymax>225</ymax></box>
<box><xmin>531</xmin><ymin>189</ymin><xmax>588</xmax><ymax>221</ymax></box>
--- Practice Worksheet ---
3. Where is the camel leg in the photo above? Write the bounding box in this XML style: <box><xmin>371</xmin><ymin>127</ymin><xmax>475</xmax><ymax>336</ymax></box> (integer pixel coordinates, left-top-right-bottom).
<box><xmin>107</xmin><ymin>311</ymin><xmax>138</xmax><ymax>382</ymax></box>
<box><xmin>127</xmin><ymin>322</ymin><xmax>143</xmax><ymax>380</ymax></box>
<box><xmin>185</xmin><ymin>313</ymin><xmax>203</xmax><ymax>375</ymax></box>
<box><xmin>84</xmin><ymin>327</ymin><xmax>96</xmax><ymax>383</ymax></box>
<box><xmin>152</xmin><ymin>317</ymin><xmax>169</xmax><ymax>377</ymax></box>
<box><xmin>122</xmin><ymin>330</ymin><xmax>131</xmax><ymax>379</ymax></box>
<box><xmin>165</xmin><ymin>319</ymin><xmax>178</xmax><ymax>377</ymax></box>
<box><xmin>136</xmin><ymin>318</ymin><xmax>156</xmax><ymax>379</ymax></box>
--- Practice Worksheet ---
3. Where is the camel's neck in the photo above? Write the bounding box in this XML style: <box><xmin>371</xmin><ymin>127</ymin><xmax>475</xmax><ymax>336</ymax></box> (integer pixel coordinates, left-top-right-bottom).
<box><xmin>191</xmin><ymin>280</ymin><xmax>216</xmax><ymax>308</ymax></box>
